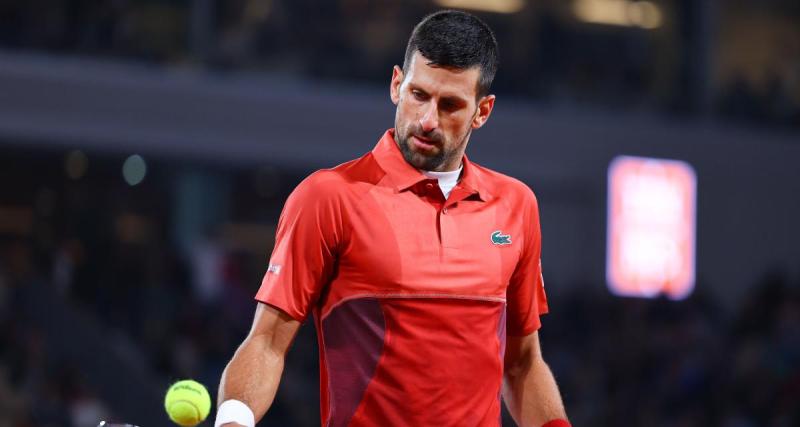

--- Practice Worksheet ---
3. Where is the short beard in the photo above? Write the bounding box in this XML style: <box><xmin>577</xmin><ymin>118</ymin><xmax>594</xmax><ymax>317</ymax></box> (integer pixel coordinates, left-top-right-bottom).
<box><xmin>395</xmin><ymin>126</ymin><xmax>471</xmax><ymax>171</ymax></box>
<box><xmin>396</xmin><ymin>134</ymin><xmax>446</xmax><ymax>170</ymax></box>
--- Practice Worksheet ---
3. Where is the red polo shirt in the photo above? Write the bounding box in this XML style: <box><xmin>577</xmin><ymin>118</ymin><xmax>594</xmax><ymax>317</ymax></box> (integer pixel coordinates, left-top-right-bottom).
<box><xmin>256</xmin><ymin>129</ymin><xmax>548</xmax><ymax>427</ymax></box>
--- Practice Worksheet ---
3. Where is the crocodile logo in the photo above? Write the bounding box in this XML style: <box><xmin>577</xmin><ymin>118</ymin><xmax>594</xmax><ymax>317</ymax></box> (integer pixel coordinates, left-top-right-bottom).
<box><xmin>491</xmin><ymin>230</ymin><xmax>512</xmax><ymax>245</ymax></box>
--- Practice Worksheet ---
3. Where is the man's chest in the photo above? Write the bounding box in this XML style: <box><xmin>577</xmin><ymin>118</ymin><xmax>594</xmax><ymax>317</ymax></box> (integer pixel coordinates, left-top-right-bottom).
<box><xmin>333</xmin><ymin>186</ymin><xmax>525</xmax><ymax>299</ymax></box>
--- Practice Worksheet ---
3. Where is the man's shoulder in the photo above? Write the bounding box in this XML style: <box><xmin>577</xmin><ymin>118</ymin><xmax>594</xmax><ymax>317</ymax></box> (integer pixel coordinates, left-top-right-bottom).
<box><xmin>293</xmin><ymin>151</ymin><xmax>382</xmax><ymax>198</ymax></box>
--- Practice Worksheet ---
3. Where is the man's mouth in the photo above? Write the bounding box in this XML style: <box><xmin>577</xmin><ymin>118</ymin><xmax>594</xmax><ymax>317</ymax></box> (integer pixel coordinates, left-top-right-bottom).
<box><xmin>411</xmin><ymin>135</ymin><xmax>438</xmax><ymax>151</ymax></box>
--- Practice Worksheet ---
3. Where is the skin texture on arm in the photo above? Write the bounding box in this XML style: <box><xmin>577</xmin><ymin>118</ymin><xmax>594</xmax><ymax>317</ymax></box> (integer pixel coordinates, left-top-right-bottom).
<box><xmin>217</xmin><ymin>303</ymin><xmax>301</xmax><ymax>426</ymax></box>
<box><xmin>503</xmin><ymin>331</ymin><xmax>568</xmax><ymax>427</ymax></box>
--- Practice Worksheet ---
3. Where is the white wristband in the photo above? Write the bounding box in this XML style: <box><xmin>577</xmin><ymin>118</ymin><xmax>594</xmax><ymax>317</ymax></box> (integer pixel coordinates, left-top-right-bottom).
<box><xmin>214</xmin><ymin>399</ymin><xmax>255</xmax><ymax>427</ymax></box>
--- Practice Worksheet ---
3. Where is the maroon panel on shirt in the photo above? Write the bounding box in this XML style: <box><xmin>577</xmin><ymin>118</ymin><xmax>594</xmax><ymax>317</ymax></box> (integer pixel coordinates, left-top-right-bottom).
<box><xmin>497</xmin><ymin>305</ymin><xmax>507</xmax><ymax>361</ymax></box>
<box><xmin>321</xmin><ymin>298</ymin><xmax>386</xmax><ymax>427</ymax></box>
<box><xmin>348</xmin><ymin>298</ymin><xmax>506</xmax><ymax>427</ymax></box>
<box><xmin>496</xmin><ymin>305</ymin><xmax>507</xmax><ymax>424</ymax></box>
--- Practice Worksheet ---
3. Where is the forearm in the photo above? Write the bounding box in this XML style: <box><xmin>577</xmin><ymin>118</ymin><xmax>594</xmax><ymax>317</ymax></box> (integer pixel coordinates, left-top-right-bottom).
<box><xmin>503</xmin><ymin>357</ymin><xmax>567</xmax><ymax>427</ymax></box>
<box><xmin>218</xmin><ymin>335</ymin><xmax>285</xmax><ymax>422</ymax></box>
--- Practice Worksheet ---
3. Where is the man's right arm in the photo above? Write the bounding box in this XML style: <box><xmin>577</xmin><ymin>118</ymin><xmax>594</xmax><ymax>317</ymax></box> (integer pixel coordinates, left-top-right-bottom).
<box><xmin>217</xmin><ymin>302</ymin><xmax>302</xmax><ymax>426</ymax></box>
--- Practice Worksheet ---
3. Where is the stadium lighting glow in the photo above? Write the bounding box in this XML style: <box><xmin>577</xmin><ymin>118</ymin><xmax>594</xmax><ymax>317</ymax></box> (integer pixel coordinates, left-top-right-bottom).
<box><xmin>434</xmin><ymin>0</ymin><xmax>525</xmax><ymax>14</ymax></box>
<box><xmin>573</xmin><ymin>0</ymin><xmax>663</xmax><ymax>29</ymax></box>
<box><xmin>606</xmin><ymin>156</ymin><xmax>696</xmax><ymax>300</ymax></box>
<box><xmin>122</xmin><ymin>154</ymin><xmax>147</xmax><ymax>186</ymax></box>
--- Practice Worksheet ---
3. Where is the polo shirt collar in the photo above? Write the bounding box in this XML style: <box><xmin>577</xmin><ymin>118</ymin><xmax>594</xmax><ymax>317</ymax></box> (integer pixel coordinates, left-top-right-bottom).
<box><xmin>372</xmin><ymin>129</ymin><xmax>489</xmax><ymax>201</ymax></box>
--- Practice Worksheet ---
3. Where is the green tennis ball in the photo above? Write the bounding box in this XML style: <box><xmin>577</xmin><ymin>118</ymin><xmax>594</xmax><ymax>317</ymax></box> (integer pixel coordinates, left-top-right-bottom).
<box><xmin>164</xmin><ymin>379</ymin><xmax>211</xmax><ymax>427</ymax></box>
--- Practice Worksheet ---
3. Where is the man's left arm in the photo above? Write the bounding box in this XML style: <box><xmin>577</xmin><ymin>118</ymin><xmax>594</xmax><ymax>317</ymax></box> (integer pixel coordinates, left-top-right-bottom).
<box><xmin>503</xmin><ymin>330</ymin><xmax>569</xmax><ymax>427</ymax></box>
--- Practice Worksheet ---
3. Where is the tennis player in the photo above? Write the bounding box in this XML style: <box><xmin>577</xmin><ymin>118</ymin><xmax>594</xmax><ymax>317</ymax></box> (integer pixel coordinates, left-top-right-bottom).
<box><xmin>215</xmin><ymin>10</ymin><xmax>570</xmax><ymax>427</ymax></box>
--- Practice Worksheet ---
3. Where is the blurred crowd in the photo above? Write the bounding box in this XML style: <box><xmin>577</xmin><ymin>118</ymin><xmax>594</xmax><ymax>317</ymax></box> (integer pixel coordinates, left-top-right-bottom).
<box><xmin>0</xmin><ymin>0</ymin><xmax>798</xmax><ymax>128</ymax></box>
<box><xmin>1</xmin><ymin>237</ymin><xmax>114</xmax><ymax>426</ymax></box>
<box><xmin>0</xmin><ymin>1</ymin><xmax>799</xmax><ymax>426</ymax></box>
<box><xmin>546</xmin><ymin>275</ymin><xmax>800</xmax><ymax>426</ymax></box>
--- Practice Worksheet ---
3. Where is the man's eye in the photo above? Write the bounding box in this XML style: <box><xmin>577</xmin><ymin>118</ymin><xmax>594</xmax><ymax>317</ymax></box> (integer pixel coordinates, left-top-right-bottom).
<box><xmin>440</xmin><ymin>101</ymin><xmax>458</xmax><ymax>112</ymax></box>
<box><xmin>412</xmin><ymin>90</ymin><xmax>426</xmax><ymax>100</ymax></box>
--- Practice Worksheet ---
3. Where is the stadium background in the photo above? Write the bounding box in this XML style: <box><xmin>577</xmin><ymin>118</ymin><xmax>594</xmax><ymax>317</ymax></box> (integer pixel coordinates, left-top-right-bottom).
<box><xmin>0</xmin><ymin>0</ymin><xmax>798</xmax><ymax>425</ymax></box>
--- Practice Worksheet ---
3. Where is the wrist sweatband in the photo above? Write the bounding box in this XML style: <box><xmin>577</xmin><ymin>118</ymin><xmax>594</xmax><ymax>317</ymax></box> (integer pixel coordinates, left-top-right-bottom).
<box><xmin>214</xmin><ymin>399</ymin><xmax>255</xmax><ymax>427</ymax></box>
<box><xmin>542</xmin><ymin>419</ymin><xmax>572</xmax><ymax>427</ymax></box>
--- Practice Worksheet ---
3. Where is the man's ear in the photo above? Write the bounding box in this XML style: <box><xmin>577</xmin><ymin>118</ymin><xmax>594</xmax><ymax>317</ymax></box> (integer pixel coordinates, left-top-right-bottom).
<box><xmin>472</xmin><ymin>94</ymin><xmax>496</xmax><ymax>129</ymax></box>
<box><xmin>390</xmin><ymin>65</ymin><xmax>404</xmax><ymax>105</ymax></box>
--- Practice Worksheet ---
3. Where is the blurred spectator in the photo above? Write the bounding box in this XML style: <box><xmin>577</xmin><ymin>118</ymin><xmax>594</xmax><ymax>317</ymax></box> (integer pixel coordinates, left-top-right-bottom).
<box><xmin>189</xmin><ymin>230</ymin><xmax>227</xmax><ymax>306</ymax></box>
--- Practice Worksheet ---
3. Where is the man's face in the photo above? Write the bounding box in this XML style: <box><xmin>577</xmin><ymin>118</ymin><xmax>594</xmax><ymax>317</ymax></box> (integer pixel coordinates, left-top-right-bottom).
<box><xmin>390</xmin><ymin>52</ymin><xmax>495</xmax><ymax>172</ymax></box>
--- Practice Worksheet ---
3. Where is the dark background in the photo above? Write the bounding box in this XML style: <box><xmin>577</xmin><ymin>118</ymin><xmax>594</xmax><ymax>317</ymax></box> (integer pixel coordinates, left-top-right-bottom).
<box><xmin>0</xmin><ymin>1</ymin><xmax>798</xmax><ymax>426</ymax></box>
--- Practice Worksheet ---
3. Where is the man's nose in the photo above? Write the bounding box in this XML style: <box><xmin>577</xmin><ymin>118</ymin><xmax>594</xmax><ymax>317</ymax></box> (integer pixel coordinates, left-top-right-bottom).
<box><xmin>419</xmin><ymin>103</ymin><xmax>439</xmax><ymax>133</ymax></box>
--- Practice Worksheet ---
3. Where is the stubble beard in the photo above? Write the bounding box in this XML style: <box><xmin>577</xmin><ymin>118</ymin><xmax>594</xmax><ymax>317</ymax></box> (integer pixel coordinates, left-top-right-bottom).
<box><xmin>395</xmin><ymin>123</ymin><xmax>471</xmax><ymax>172</ymax></box>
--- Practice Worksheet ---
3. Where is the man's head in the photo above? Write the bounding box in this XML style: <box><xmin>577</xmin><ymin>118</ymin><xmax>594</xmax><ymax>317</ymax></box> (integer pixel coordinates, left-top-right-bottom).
<box><xmin>390</xmin><ymin>10</ymin><xmax>498</xmax><ymax>172</ymax></box>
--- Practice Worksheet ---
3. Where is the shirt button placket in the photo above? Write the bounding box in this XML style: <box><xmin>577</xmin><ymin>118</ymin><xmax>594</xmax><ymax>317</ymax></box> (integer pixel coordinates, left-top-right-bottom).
<box><xmin>440</xmin><ymin>207</ymin><xmax>456</xmax><ymax>248</ymax></box>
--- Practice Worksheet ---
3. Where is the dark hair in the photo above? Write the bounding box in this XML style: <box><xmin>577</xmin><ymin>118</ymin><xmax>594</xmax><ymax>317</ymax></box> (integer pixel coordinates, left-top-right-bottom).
<box><xmin>403</xmin><ymin>10</ymin><xmax>499</xmax><ymax>98</ymax></box>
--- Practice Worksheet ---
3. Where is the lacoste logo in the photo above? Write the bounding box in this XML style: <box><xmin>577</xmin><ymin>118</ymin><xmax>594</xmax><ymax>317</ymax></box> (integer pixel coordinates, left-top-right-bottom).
<box><xmin>491</xmin><ymin>230</ymin><xmax>512</xmax><ymax>245</ymax></box>
<box><xmin>267</xmin><ymin>264</ymin><xmax>282</xmax><ymax>275</ymax></box>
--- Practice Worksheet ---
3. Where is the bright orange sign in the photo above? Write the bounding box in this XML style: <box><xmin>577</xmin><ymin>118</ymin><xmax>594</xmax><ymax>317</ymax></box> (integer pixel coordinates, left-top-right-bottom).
<box><xmin>607</xmin><ymin>156</ymin><xmax>696</xmax><ymax>299</ymax></box>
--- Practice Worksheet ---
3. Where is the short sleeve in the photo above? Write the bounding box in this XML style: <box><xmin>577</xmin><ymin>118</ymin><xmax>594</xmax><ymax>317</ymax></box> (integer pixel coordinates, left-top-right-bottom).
<box><xmin>255</xmin><ymin>173</ymin><xmax>344</xmax><ymax>321</ymax></box>
<box><xmin>506</xmin><ymin>190</ymin><xmax>549</xmax><ymax>336</ymax></box>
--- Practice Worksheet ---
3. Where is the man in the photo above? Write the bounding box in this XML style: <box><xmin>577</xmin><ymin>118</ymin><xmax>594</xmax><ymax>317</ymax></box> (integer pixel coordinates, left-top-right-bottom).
<box><xmin>215</xmin><ymin>10</ymin><xmax>569</xmax><ymax>427</ymax></box>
